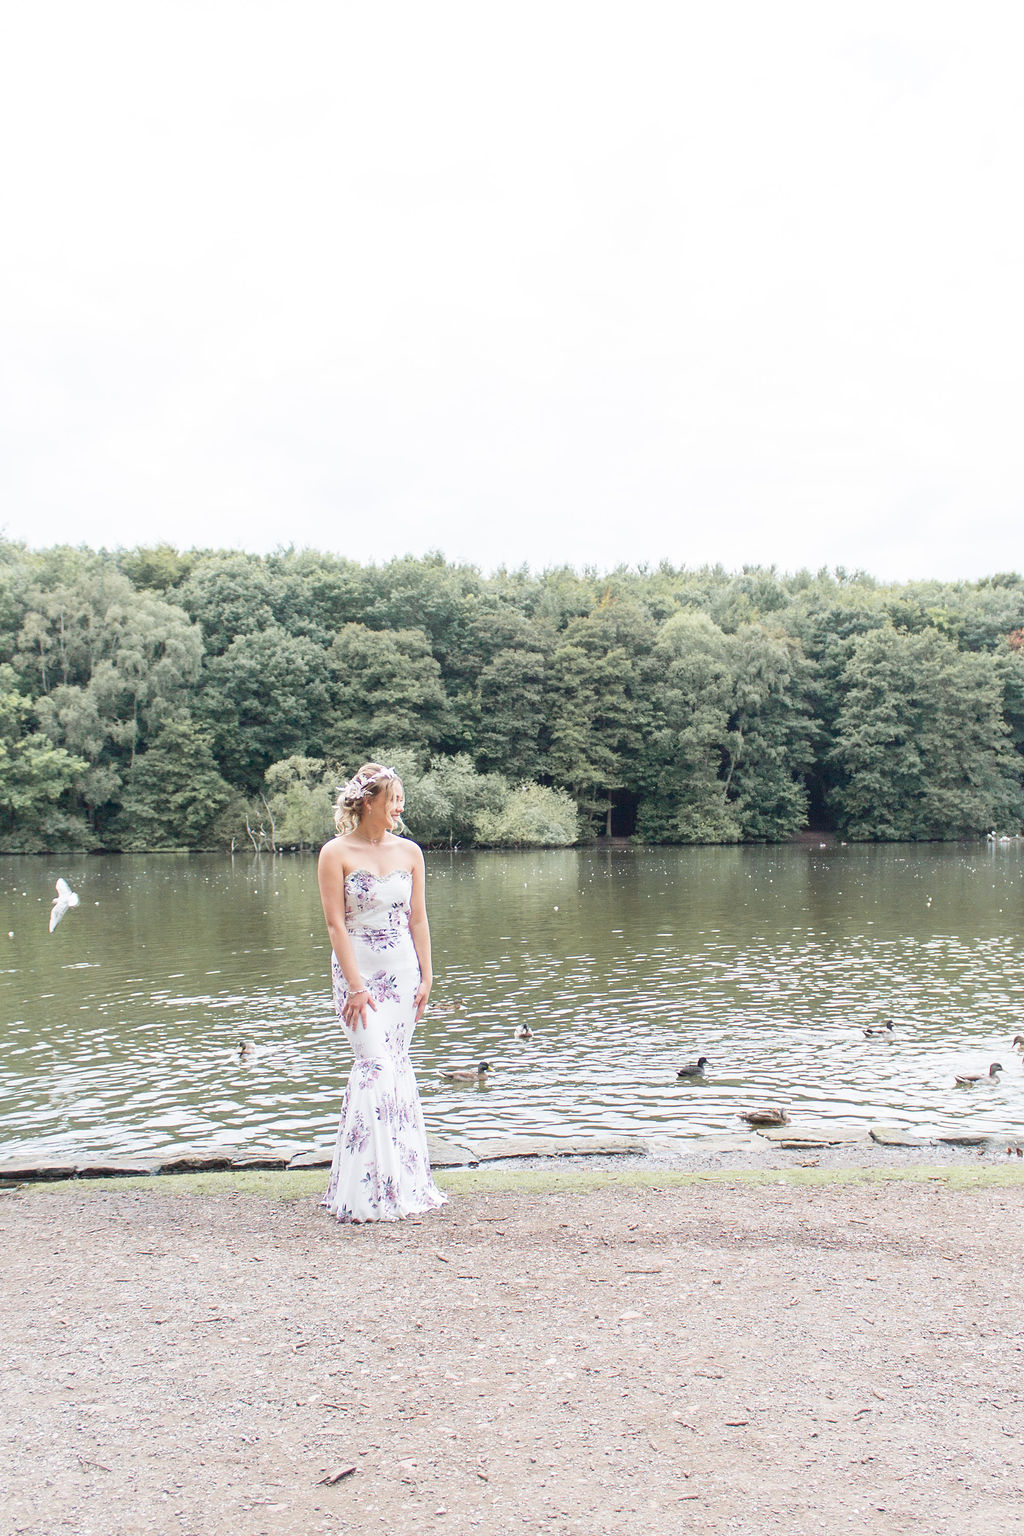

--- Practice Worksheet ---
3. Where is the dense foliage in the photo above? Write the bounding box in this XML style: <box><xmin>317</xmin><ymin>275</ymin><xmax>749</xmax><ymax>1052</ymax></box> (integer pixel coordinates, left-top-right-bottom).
<box><xmin>1</xmin><ymin>539</ymin><xmax>1023</xmax><ymax>851</ymax></box>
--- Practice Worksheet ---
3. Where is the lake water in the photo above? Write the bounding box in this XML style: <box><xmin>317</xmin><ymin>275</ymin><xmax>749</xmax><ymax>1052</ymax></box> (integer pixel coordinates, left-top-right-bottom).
<box><xmin>2</xmin><ymin>843</ymin><xmax>1024</xmax><ymax>1159</ymax></box>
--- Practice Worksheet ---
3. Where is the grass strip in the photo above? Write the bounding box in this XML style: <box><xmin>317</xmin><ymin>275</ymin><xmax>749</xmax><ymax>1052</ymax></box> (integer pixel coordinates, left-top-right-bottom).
<box><xmin>20</xmin><ymin>1159</ymin><xmax>1024</xmax><ymax>1201</ymax></box>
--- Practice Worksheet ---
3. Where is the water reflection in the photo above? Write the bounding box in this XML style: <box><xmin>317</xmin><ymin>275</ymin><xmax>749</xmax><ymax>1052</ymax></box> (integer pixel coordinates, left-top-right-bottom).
<box><xmin>1</xmin><ymin>844</ymin><xmax>1023</xmax><ymax>1158</ymax></box>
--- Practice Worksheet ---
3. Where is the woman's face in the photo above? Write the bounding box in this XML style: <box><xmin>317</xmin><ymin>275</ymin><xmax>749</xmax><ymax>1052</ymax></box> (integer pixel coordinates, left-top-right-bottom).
<box><xmin>385</xmin><ymin>782</ymin><xmax>405</xmax><ymax>830</ymax></box>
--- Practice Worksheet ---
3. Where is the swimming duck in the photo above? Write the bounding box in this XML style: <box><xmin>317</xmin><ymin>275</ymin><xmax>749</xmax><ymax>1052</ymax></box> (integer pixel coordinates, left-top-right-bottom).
<box><xmin>514</xmin><ymin>1023</ymin><xmax>533</xmax><ymax>1040</ymax></box>
<box><xmin>432</xmin><ymin>997</ymin><xmax>466</xmax><ymax>1014</ymax></box>
<box><xmin>1011</xmin><ymin>1035</ymin><xmax>1024</xmax><ymax>1052</ymax></box>
<box><xmin>739</xmin><ymin>1106</ymin><xmax>789</xmax><ymax>1127</ymax></box>
<box><xmin>238</xmin><ymin>1038</ymin><xmax>258</xmax><ymax>1062</ymax></box>
<box><xmin>863</xmin><ymin>1022</ymin><xmax>895</xmax><ymax>1039</ymax></box>
<box><xmin>439</xmin><ymin>1061</ymin><xmax>492</xmax><ymax>1082</ymax></box>
<box><xmin>954</xmin><ymin>1062</ymin><xmax>1003</xmax><ymax>1087</ymax></box>
<box><xmin>676</xmin><ymin>1056</ymin><xmax>710</xmax><ymax>1080</ymax></box>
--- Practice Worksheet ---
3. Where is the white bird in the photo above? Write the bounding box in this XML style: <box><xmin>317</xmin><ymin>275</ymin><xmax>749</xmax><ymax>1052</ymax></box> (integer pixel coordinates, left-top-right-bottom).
<box><xmin>48</xmin><ymin>878</ymin><xmax>80</xmax><ymax>933</ymax></box>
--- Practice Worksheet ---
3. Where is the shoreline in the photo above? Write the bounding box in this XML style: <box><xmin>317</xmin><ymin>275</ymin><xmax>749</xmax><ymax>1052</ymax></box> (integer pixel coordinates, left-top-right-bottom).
<box><xmin>5</xmin><ymin>1123</ymin><xmax>1024</xmax><ymax>1194</ymax></box>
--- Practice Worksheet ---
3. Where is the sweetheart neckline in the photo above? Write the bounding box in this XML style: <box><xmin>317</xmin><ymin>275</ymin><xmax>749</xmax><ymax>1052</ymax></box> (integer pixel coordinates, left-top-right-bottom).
<box><xmin>344</xmin><ymin>867</ymin><xmax>413</xmax><ymax>886</ymax></box>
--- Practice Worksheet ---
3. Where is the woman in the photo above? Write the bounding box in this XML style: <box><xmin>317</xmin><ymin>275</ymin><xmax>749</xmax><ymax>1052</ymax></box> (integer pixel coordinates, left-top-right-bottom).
<box><xmin>317</xmin><ymin>761</ymin><xmax>447</xmax><ymax>1223</ymax></box>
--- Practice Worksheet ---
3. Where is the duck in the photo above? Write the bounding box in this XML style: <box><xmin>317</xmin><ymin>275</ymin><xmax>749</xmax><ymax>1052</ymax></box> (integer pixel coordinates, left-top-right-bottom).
<box><xmin>514</xmin><ymin>1023</ymin><xmax>533</xmax><ymax>1040</ymax></box>
<box><xmin>954</xmin><ymin>1062</ymin><xmax>1003</xmax><ymax>1087</ymax></box>
<box><xmin>676</xmin><ymin>1056</ymin><xmax>710</xmax><ymax>1080</ymax></box>
<box><xmin>439</xmin><ymin>1060</ymin><xmax>492</xmax><ymax>1082</ymax></box>
<box><xmin>1011</xmin><ymin>1035</ymin><xmax>1024</xmax><ymax>1052</ymax></box>
<box><xmin>432</xmin><ymin>996</ymin><xmax>466</xmax><ymax>1014</ymax></box>
<box><xmin>739</xmin><ymin>1106</ymin><xmax>789</xmax><ymax>1127</ymax></box>
<box><xmin>863</xmin><ymin>1021</ymin><xmax>895</xmax><ymax>1039</ymax></box>
<box><xmin>237</xmin><ymin>1038</ymin><xmax>258</xmax><ymax>1062</ymax></box>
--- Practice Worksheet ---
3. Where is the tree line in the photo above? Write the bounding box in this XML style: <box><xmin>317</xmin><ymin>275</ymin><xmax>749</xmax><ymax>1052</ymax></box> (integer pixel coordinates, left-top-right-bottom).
<box><xmin>1</xmin><ymin>538</ymin><xmax>1023</xmax><ymax>851</ymax></box>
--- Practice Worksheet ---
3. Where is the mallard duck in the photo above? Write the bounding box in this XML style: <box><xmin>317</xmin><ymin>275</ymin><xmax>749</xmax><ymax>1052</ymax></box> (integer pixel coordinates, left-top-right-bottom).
<box><xmin>514</xmin><ymin>1023</ymin><xmax>533</xmax><ymax>1040</ymax></box>
<box><xmin>739</xmin><ymin>1106</ymin><xmax>789</xmax><ymax>1127</ymax></box>
<box><xmin>954</xmin><ymin>1062</ymin><xmax>1003</xmax><ymax>1087</ymax></box>
<box><xmin>238</xmin><ymin>1038</ymin><xmax>258</xmax><ymax>1062</ymax></box>
<box><xmin>676</xmin><ymin>1056</ymin><xmax>710</xmax><ymax>1080</ymax></box>
<box><xmin>1011</xmin><ymin>1035</ymin><xmax>1024</xmax><ymax>1052</ymax></box>
<box><xmin>432</xmin><ymin>997</ymin><xmax>466</xmax><ymax>1014</ymax></box>
<box><xmin>439</xmin><ymin>1060</ymin><xmax>492</xmax><ymax>1082</ymax></box>
<box><xmin>863</xmin><ymin>1022</ymin><xmax>895</xmax><ymax>1039</ymax></box>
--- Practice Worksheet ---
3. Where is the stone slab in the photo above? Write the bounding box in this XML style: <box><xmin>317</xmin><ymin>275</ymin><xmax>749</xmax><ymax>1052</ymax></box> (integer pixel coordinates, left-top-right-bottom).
<box><xmin>869</xmin><ymin>1124</ymin><xmax>933</xmax><ymax>1149</ymax></box>
<box><xmin>287</xmin><ymin>1149</ymin><xmax>335</xmax><ymax>1170</ymax></box>
<box><xmin>154</xmin><ymin>1150</ymin><xmax>239</xmax><ymax>1174</ymax></box>
<box><xmin>466</xmin><ymin>1135</ymin><xmax>647</xmax><ymax>1163</ymax></box>
<box><xmin>757</xmin><ymin>1125</ymin><xmax>871</xmax><ymax>1148</ymax></box>
<box><xmin>425</xmin><ymin>1135</ymin><xmax>480</xmax><ymax>1168</ymax></box>
<box><xmin>0</xmin><ymin>1159</ymin><xmax>81</xmax><ymax>1182</ymax></box>
<box><xmin>75</xmin><ymin>1160</ymin><xmax>161</xmax><ymax>1179</ymax></box>
<box><xmin>936</xmin><ymin>1132</ymin><xmax>991</xmax><ymax>1147</ymax></box>
<box><xmin>226</xmin><ymin>1151</ymin><xmax>297</xmax><ymax>1171</ymax></box>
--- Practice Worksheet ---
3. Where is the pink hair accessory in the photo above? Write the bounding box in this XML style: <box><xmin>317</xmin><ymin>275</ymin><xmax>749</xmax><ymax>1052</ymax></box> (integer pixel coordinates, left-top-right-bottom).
<box><xmin>338</xmin><ymin>765</ymin><xmax>397</xmax><ymax>806</ymax></box>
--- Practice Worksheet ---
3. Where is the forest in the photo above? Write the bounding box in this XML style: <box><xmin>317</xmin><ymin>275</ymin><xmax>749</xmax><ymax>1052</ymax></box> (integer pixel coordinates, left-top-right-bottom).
<box><xmin>1</xmin><ymin>538</ymin><xmax>1023</xmax><ymax>852</ymax></box>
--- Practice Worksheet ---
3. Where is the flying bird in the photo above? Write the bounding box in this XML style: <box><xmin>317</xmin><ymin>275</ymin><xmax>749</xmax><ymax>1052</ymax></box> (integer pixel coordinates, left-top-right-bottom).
<box><xmin>48</xmin><ymin>878</ymin><xmax>80</xmax><ymax>933</ymax></box>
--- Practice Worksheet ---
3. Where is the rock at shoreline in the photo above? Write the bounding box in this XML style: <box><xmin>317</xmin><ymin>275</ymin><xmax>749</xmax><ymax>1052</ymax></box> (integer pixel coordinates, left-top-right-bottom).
<box><xmin>287</xmin><ymin>1149</ymin><xmax>334</xmax><ymax>1170</ymax></box>
<box><xmin>466</xmin><ymin>1135</ymin><xmax>648</xmax><ymax>1162</ymax></box>
<box><xmin>426</xmin><ymin>1135</ymin><xmax>481</xmax><ymax>1168</ymax></box>
<box><xmin>0</xmin><ymin>1159</ymin><xmax>81</xmax><ymax>1183</ymax></box>
<box><xmin>869</xmin><ymin>1124</ymin><xmax>932</xmax><ymax>1149</ymax></box>
<box><xmin>757</xmin><ymin>1125</ymin><xmax>872</xmax><ymax>1149</ymax></box>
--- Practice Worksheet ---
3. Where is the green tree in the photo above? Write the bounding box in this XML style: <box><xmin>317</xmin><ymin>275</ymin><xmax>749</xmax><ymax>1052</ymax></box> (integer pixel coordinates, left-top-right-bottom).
<box><xmin>0</xmin><ymin>666</ymin><xmax>89</xmax><ymax>850</ymax></box>
<box><xmin>545</xmin><ymin>601</ymin><xmax>655</xmax><ymax>828</ymax></box>
<box><xmin>198</xmin><ymin>626</ymin><xmax>331</xmax><ymax>793</ymax></box>
<box><xmin>475</xmin><ymin>783</ymin><xmax>579</xmax><ymax>847</ymax></box>
<box><xmin>829</xmin><ymin>627</ymin><xmax>1023</xmax><ymax>839</ymax></box>
<box><xmin>115</xmin><ymin>717</ymin><xmax>235</xmax><ymax>849</ymax></box>
<box><xmin>725</xmin><ymin>624</ymin><xmax>816</xmax><ymax>840</ymax></box>
<box><xmin>637</xmin><ymin>611</ymin><xmax>741</xmax><ymax>842</ymax></box>
<box><xmin>262</xmin><ymin>755</ymin><xmax>337</xmax><ymax>849</ymax></box>
<box><xmin>405</xmin><ymin>754</ymin><xmax>508</xmax><ymax>847</ymax></box>
<box><xmin>326</xmin><ymin>625</ymin><xmax>450</xmax><ymax>760</ymax></box>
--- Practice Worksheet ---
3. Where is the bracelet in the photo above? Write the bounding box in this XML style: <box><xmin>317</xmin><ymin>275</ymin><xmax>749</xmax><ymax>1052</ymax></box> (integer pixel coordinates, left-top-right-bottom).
<box><xmin>348</xmin><ymin>987</ymin><xmax>369</xmax><ymax>998</ymax></box>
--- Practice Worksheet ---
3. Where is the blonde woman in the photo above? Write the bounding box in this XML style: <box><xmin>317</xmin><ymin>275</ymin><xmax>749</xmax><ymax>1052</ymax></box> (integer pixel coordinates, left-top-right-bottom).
<box><xmin>316</xmin><ymin>761</ymin><xmax>447</xmax><ymax>1223</ymax></box>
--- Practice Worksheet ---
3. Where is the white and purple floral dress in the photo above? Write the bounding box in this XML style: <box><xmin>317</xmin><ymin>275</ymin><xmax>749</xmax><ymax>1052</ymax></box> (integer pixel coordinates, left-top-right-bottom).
<box><xmin>322</xmin><ymin>868</ymin><xmax>447</xmax><ymax>1224</ymax></box>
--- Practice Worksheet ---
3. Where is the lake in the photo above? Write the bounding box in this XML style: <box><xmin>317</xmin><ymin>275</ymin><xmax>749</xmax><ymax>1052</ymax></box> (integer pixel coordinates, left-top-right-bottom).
<box><xmin>2</xmin><ymin>843</ymin><xmax>1023</xmax><ymax>1159</ymax></box>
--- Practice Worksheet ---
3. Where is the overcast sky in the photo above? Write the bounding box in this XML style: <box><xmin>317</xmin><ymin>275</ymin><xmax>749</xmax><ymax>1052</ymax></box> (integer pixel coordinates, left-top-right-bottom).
<box><xmin>2</xmin><ymin>2</ymin><xmax>1022</xmax><ymax>582</ymax></box>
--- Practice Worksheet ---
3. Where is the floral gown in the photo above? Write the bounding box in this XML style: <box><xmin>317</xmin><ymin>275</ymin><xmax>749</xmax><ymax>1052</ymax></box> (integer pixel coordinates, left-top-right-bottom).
<box><xmin>322</xmin><ymin>868</ymin><xmax>447</xmax><ymax>1224</ymax></box>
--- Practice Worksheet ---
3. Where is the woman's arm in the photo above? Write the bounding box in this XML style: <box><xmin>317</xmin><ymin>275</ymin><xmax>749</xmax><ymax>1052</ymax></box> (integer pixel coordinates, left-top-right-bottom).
<box><xmin>317</xmin><ymin>839</ymin><xmax>376</xmax><ymax>1029</ymax></box>
<box><xmin>407</xmin><ymin>843</ymin><xmax>433</xmax><ymax>1022</ymax></box>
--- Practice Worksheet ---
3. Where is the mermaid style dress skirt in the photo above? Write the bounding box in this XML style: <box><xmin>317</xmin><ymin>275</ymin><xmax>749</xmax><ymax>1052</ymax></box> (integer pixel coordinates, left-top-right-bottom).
<box><xmin>321</xmin><ymin>869</ymin><xmax>447</xmax><ymax>1224</ymax></box>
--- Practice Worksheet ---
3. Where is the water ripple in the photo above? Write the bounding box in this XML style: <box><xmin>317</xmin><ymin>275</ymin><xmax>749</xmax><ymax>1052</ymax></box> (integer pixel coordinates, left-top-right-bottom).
<box><xmin>1</xmin><ymin>846</ymin><xmax>1023</xmax><ymax>1156</ymax></box>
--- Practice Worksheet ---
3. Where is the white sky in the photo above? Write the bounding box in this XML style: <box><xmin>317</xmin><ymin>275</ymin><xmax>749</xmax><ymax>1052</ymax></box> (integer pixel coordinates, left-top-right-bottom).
<box><xmin>2</xmin><ymin>2</ymin><xmax>1023</xmax><ymax>582</ymax></box>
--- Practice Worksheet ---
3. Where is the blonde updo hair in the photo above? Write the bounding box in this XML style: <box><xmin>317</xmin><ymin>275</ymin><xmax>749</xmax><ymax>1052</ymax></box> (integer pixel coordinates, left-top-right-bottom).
<box><xmin>333</xmin><ymin>761</ymin><xmax>403</xmax><ymax>835</ymax></box>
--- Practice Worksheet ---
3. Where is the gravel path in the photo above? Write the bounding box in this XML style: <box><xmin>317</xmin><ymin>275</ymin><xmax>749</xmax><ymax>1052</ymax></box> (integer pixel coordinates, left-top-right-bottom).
<box><xmin>2</xmin><ymin>1172</ymin><xmax>1023</xmax><ymax>1535</ymax></box>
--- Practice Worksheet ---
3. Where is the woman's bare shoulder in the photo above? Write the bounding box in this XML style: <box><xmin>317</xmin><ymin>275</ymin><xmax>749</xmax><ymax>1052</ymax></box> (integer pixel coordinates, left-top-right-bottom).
<box><xmin>318</xmin><ymin>835</ymin><xmax>347</xmax><ymax>872</ymax></box>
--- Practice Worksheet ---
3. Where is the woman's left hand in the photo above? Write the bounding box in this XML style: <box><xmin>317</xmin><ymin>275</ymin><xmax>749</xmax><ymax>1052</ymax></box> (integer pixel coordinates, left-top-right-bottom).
<box><xmin>414</xmin><ymin>978</ymin><xmax>432</xmax><ymax>1022</ymax></box>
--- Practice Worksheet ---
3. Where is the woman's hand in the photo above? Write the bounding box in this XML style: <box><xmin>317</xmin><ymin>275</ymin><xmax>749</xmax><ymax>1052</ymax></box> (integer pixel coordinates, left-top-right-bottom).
<box><xmin>414</xmin><ymin>977</ymin><xmax>432</xmax><ymax>1023</ymax></box>
<box><xmin>343</xmin><ymin>987</ymin><xmax>377</xmax><ymax>1030</ymax></box>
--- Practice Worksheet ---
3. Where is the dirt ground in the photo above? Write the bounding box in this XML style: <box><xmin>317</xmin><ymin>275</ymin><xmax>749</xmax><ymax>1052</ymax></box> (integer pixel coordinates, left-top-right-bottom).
<box><xmin>2</xmin><ymin>1167</ymin><xmax>1023</xmax><ymax>1536</ymax></box>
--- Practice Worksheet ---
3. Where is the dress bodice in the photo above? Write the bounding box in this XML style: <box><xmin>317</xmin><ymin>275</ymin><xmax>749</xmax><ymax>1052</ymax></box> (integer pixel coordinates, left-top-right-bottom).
<box><xmin>344</xmin><ymin>868</ymin><xmax>412</xmax><ymax>941</ymax></box>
